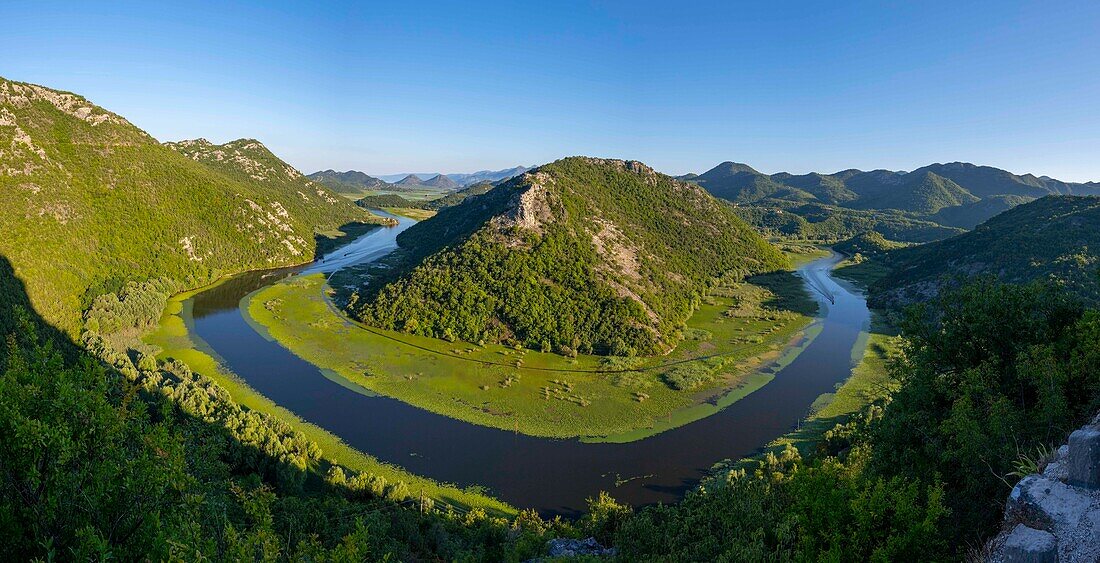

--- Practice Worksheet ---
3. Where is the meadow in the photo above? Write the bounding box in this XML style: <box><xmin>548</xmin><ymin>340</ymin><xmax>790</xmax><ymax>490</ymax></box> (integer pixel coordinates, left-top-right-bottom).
<box><xmin>381</xmin><ymin>207</ymin><xmax>438</xmax><ymax>221</ymax></box>
<box><xmin>243</xmin><ymin>264</ymin><xmax>820</xmax><ymax>439</ymax></box>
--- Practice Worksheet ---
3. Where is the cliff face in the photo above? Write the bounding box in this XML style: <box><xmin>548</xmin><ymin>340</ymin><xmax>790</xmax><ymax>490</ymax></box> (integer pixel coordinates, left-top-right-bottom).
<box><xmin>987</xmin><ymin>412</ymin><xmax>1100</xmax><ymax>562</ymax></box>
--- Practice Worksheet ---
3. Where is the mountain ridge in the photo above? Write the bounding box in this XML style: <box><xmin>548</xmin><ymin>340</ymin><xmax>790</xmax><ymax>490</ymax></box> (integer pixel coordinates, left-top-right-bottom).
<box><xmin>306</xmin><ymin>169</ymin><xmax>390</xmax><ymax>194</ymax></box>
<box><xmin>686</xmin><ymin>160</ymin><xmax>1100</xmax><ymax>236</ymax></box>
<box><xmin>372</xmin><ymin>165</ymin><xmax>532</xmax><ymax>186</ymax></box>
<box><xmin>0</xmin><ymin>76</ymin><xmax>378</xmax><ymax>334</ymax></box>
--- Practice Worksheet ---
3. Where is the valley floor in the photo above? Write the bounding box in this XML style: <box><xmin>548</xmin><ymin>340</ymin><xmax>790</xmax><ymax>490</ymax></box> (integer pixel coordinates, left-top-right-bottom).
<box><xmin>241</xmin><ymin>262</ymin><xmax>821</xmax><ymax>440</ymax></box>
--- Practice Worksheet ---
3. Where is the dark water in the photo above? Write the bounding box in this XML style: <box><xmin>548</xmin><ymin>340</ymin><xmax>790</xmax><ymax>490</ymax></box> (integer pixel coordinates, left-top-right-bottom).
<box><xmin>187</xmin><ymin>213</ymin><xmax>870</xmax><ymax>516</ymax></box>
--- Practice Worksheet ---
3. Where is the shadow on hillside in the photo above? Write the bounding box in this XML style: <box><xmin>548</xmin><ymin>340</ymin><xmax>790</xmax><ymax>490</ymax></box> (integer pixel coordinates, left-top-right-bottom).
<box><xmin>0</xmin><ymin>254</ymin><xmax>467</xmax><ymax>522</ymax></box>
<box><xmin>312</xmin><ymin>221</ymin><xmax>385</xmax><ymax>261</ymax></box>
<box><xmin>746</xmin><ymin>270</ymin><xmax>820</xmax><ymax>317</ymax></box>
<box><xmin>0</xmin><ymin>255</ymin><xmax>79</xmax><ymax>366</ymax></box>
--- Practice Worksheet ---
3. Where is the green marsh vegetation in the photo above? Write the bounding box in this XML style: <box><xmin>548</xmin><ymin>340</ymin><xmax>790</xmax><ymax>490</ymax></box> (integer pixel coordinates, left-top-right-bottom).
<box><xmin>404</xmin><ymin>180</ymin><xmax>497</xmax><ymax>211</ymax></box>
<box><xmin>380</xmin><ymin>206</ymin><xmax>438</xmax><ymax>221</ymax></box>
<box><xmin>245</xmin><ymin>262</ymin><xmax>819</xmax><ymax>439</ymax></box>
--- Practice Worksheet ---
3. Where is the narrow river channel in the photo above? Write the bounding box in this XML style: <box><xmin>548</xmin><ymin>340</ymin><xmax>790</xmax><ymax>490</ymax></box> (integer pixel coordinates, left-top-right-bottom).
<box><xmin>186</xmin><ymin>213</ymin><xmax>871</xmax><ymax>516</ymax></box>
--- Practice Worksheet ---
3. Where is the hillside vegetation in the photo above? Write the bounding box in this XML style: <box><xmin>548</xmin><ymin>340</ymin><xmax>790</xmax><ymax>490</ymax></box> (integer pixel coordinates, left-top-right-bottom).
<box><xmin>413</xmin><ymin>181</ymin><xmax>496</xmax><ymax>210</ymax></box>
<box><xmin>833</xmin><ymin>231</ymin><xmax>905</xmax><ymax>257</ymax></box>
<box><xmin>0</xmin><ymin>77</ymin><xmax>381</xmax><ymax>334</ymax></box>
<box><xmin>306</xmin><ymin>169</ymin><xmax>390</xmax><ymax>195</ymax></box>
<box><xmin>354</xmin><ymin>193</ymin><xmax>412</xmax><ymax>208</ymax></box>
<box><xmin>845</xmin><ymin>171</ymin><xmax>978</xmax><ymax>214</ymax></box>
<box><xmin>868</xmin><ymin>195</ymin><xmax>1100</xmax><ymax>307</ymax></box>
<box><xmin>351</xmin><ymin>157</ymin><xmax>787</xmax><ymax>356</ymax></box>
<box><xmin>688</xmin><ymin>160</ymin><xmax>1100</xmax><ymax>242</ymax></box>
<box><xmin>732</xmin><ymin>202</ymin><xmax>964</xmax><ymax>243</ymax></box>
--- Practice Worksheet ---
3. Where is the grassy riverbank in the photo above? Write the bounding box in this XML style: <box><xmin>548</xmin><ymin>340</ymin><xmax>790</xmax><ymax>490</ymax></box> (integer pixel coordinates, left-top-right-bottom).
<box><xmin>730</xmin><ymin>256</ymin><xmax>901</xmax><ymax>465</ymax></box>
<box><xmin>381</xmin><ymin>207</ymin><xmax>438</xmax><ymax>221</ymax></box>
<box><xmin>143</xmin><ymin>286</ymin><xmax>515</xmax><ymax>515</ymax></box>
<box><xmin>244</xmin><ymin>266</ymin><xmax>820</xmax><ymax>440</ymax></box>
<box><xmin>756</xmin><ymin>312</ymin><xmax>899</xmax><ymax>458</ymax></box>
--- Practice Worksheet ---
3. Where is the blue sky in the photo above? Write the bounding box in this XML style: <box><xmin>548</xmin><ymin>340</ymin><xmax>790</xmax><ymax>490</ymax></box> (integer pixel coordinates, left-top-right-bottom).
<box><xmin>3</xmin><ymin>1</ymin><xmax>1099</xmax><ymax>180</ymax></box>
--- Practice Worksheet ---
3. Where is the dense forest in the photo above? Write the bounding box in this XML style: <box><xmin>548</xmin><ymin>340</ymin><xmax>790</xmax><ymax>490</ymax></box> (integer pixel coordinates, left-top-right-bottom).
<box><xmin>619</xmin><ymin>282</ymin><xmax>1100</xmax><ymax>558</ymax></box>
<box><xmin>350</xmin><ymin>157</ymin><xmax>787</xmax><ymax>356</ymax></box>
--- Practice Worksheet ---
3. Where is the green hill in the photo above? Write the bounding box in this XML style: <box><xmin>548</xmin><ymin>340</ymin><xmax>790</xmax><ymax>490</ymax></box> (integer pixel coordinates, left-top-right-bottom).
<box><xmin>423</xmin><ymin>173</ymin><xmax>459</xmax><ymax>190</ymax></box>
<box><xmin>870</xmin><ymin>196</ymin><xmax>1100</xmax><ymax>306</ymax></box>
<box><xmin>355</xmin><ymin>194</ymin><xmax>412</xmax><ymax>208</ymax></box>
<box><xmin>913</xmin><ymin>162</ymin><xmax>1078</xmax><ymax>198</ymax></box>
<box><xmin>306</xmin><ymin>169</ymin><xmax>390</xmax><ymax>195</ymax></box>
<box><xmin>689</xmin><ymin>162</ymin><xmax>815</xmax><ymax>204</ymax></box>
<box><xmin>0</xmin><ymin>77</ymin><xmax>381</xmax><ymax>334</ymax></box>
<box><xmin>929</xmin><ymin>193</ymin><xmax>1036</xmax><ymax>228</ymax></box>
<box><xmin>771</xmin><ymin>172</ymin><xmax>859</xmax><ymax>205</ymax></box>
<box><xmin>732</xmin><ymin>202</ymin><xmax>964</xmax><ymax>243</ymax></box>
<box><xmin>411</xmin><ymin>181</ymin><xmax>495</xmax><ymax>211</ymax></box>
<box><xmin>395</xmin><ymin>174</ymin><xmax>425</xmax><ymax>186</ymax></box>
<box><xmin>846</xmin><ymin>171</ymin><xmax>979</xmax><ymax>214</ymax></box>
<box><xmin>351</xmin><ymin>157</ymin><xmax>787</xmax><ymax>356</ymax></box>
<box><xmin>833</xmin><ymin>231</ymin><xmax>905</xmax><ymax>257</ymax></box>
<box><xmin>688</xmin><ymin>160</ymin><xmax>1099</xmax><ymax>240</ymax></box>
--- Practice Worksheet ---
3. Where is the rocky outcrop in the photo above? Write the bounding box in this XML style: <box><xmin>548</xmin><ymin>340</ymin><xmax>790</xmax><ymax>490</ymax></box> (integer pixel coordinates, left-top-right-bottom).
<box><xmin>532</xmin><ymin>537</ymin><xmax>616</xmax><ymax>560</ymax></box>
<box><xmin>987</xmin><ymin>413</ymin><xmax>1100</xmax><ymax>562</ymax></box>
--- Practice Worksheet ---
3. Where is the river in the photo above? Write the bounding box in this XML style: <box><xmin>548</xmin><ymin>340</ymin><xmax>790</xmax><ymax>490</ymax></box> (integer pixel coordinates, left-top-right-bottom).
<box><xmin>185</xmin><ymin>213</ymin><xmax>870</xmax><ymax>516</ymax></box>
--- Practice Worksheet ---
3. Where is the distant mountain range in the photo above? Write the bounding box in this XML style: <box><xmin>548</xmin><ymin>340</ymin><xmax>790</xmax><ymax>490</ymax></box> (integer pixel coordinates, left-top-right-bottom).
<box><xmin>684</xmin><ymin>161</ymin><xmax>1100</xmax><ymax>232</ymax></box>
<box><xmin>307</xmin><ymin>170</ymin><xmax>390</xmax><ymax>195</ymax></box>
<box><xmin>308</xmin><ymin>166</ymin><xmax>531</xmax><ymax>197</ymax></box>
<box><xmin>421</xmin><ymin>174</ymin><xmax>459</xmax><ymax>189</ymax></box>
<box><xmin>373</xmin><ymin>166</ymin><xmax>532</xmax><ymax>187</ymax></box>
<box><xmin>391</xmin><ymin>173</ymin><xmax>459</xmax><ymax>190</ymax></box>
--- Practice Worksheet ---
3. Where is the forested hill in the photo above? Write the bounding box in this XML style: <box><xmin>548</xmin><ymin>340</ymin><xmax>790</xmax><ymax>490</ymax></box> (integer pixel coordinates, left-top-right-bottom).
<box><xmin>306</xmin><ymin>169</ymin><xmax>390</xmax><ymax>195</ymax></box>
<box><xmin>833</xmin><ymin>231</ymin><xmax>905</xmax><ymax>257</ymax></box>
<box><xmin>869</xmin><ymin>196</ymin><xmax>1100</xmax><ymax>306</ymax></box>
<box><xmin>0</xmin><ymin>77</ymin><xmax>381</xmax><ymax>335</ymax></box>
<box><xmin>351</xmin><ymin>156</ymin><xmax>787</xmax><ymax>356</ymax></box>
<box><xmin>164</xmin><ymin>138</ymin><xmax>367</xmax><ymax>217</ymax></box>
<box><xmin>688</xmin><ymin>160</ymin><xmax>1100</xmax><ymax>240</ymax></box>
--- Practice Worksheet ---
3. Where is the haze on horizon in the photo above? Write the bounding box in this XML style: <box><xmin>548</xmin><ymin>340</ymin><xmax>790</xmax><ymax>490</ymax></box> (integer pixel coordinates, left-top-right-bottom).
<box><xmin>3</xmin><ymin>0</ymin><xmax>1099</xmax><ymax>181</ymax></box>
